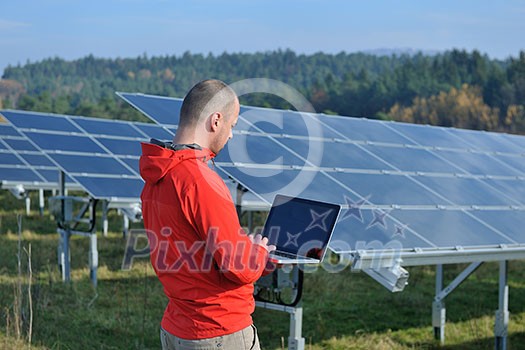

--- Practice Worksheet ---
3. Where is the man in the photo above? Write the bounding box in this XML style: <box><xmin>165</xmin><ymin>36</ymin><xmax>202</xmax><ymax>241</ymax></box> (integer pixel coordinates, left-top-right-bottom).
<box><xmin>140</xmin><ymin>79</ymin><xmax>275</xmax><ymax>350</ymax></box>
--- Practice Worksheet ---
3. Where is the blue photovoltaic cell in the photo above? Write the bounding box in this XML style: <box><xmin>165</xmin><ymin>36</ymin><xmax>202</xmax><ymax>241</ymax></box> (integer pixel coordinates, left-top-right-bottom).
<box><xmin>120</xmin><ymin>158</ymin><xmax>140</xmax><ymax>173</ymax></box>
<box><xmin>240</xmin><ymin>107</ymin><xmax>340</xmax><ymax>139</ymax></box>
<box><xmin>38</xmin><ymin>169</ymin><xmax>75</xmax><ymax>184</ymax></box>
<box><xmin>73</xmin><ymin>117</ymin><xmax>145</xmax><ymax>138</ymax></box>
<box><xmin>391</xmin><ymin>210</ymin><xmax>514</xmax><ymax>247</ymax></box>
<box><xmin>0</xmin><ymin>153</ymin><xmax>24</xmax><ymax>165</ymax></box>
<box><xmin>361</xmin><ymin>144</ymin><xmax>463</xmax><ymax>174</ymax></box>
<box><xmin>96</xmin><ymin>138</ymin><xmax>143</xmax><ymax>156</ymax></box>
<box><xmin>74</xmin><ymin>176</ymin><xmax>143</xmax><ymax>199</ymax></box>
<box><xmin>473</xmin><ymin>210</ymin><xmax>525</xmax><ymax>244</ymax></box>
<box><xmin>0</xmin><ymin>142</ymin><xmax>6</xmax><ymax>150</ymax></box>
<box><xmin>3</xmin><ymin>138</ymin><xmax>38</xmax><ymax>151</ymax></box>
<box><xmin>49</xmin><ymin>154</ymin><xmax>135</xmax><ymax>176</ymax></box>
<box><xmin>2</xmin><ymin>111</ymin><xmax>80</xmax><ymax>133</ymax></box>
<box><xmin>492</xmin><ymin>154</ymin><xmax>525</xmax><ymax>175</ymax></box>
<box><xmin>277</xmin><ymin>138</ymin><xmax>391</xmax><ymax>170</ymax></box>
<box><xmin>218</xmin><ymin>165</ymin><xmax>353</xmax><ymax>205</ymax></box>
<box><xmin>25</xmin><ymin>132</ymin><xmax>106</xmax><ymax>153</ymax></box>
<box><xmin>318</xmin><ymin>115</ymin><xmax>415</xmax><ymax>145</ymax></box>
<box><xmin>235</xmin><ymin>109</ymin><xmax>258</xmax><ymax>133</ymax></box>
<box><xmin>330</xmin><ymin>172</ymin><xmax>448</xmax><ymax>206</ymax></box>
<box><xmin>0</xmin><ymin>124</ymin><xmax>22</xmax><ymax>136</ymax></box>
<box><xmin>416</xmin><ymin>176</ymin><xmax>519</xmax><ymax>206</ymax></box>
<box><xmin>384</xmin><ymin>122</ymin><xmax>471</xmax><ymax>149</ymax></box>
<box><xmin>332</xmin><ymin>209</ymin><xmax>515</xmax><ymax>251</ymax></box>
<box><xmin>118</xmin><ymin>93</ymin><xmax>182</xmax><ymax>126</ymax></box>
<box><xmin>444</xmin><ymin>128</ymin><xmax>523</xmax><ymax>154</ymax></box>
<box><xmin>19</xmin><ymin>154</ymin><xmax>55</xmax><ymax>167</ymax></box>
<box><xmin>135</xmin><ymin>123</ymin><xmax>173</xmax><ymax>140</ymax></box>
<box><xmin>502</xmin><ymin>133</ymin><xmax>525</xmax><ymax>150</ymax></box>
<box><xmin>432</xmin><ymin>149</ymin><xmax>523</xmax><ymax>177</ymax></box>
<box><xmin>216</xmin><ymin>134</ymin><xmax>305</xmax><ymax>166</ymax></box>
<box><xmin>0</xmin><ymin>168</ymin><xmax>42</xmax><ymax>182</ymax></box>
<box><xmin>482</xmin><ymin>178</ymin><xmax>525</xmax><ymax>205</ymax></box>
<box><xmin>330</xmin><ymin>209</ymin><xmax>434</xmax><ymax>252</ymax></box>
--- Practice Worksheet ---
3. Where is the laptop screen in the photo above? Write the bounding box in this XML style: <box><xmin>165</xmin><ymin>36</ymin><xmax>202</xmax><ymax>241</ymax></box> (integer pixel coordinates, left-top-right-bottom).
<box><xmin>262</xmin><ymin>195</ymin><xmax>341</xmax><ymax>257</ymax></box>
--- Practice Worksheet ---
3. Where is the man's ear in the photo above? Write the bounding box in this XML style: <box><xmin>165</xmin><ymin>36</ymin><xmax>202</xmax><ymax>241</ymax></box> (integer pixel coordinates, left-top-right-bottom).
<box><xmin>209</xmin><ymin>112</ymin><xmax>222</xmax><ymax>132</ymax></box>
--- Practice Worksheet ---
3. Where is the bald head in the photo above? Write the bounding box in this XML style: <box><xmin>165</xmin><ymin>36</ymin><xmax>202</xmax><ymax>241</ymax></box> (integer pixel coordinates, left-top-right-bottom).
<box><xmin>179</xmin><ymin>79</ymin><xmax>238</xmax><ymax>128</ymax></box>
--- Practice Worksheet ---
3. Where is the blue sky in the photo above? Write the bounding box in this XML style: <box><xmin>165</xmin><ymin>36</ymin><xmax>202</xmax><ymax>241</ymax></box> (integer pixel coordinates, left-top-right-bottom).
<box><xmin>1</xmin><ymin>0</ymin><xmax>524</xmax><ymax>75</ymax></box>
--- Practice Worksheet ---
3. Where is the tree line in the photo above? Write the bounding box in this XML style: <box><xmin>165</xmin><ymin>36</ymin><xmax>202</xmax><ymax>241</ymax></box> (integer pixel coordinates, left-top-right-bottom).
<box><xmin>0</xmin><ymin>49</ymin><xmax>524</xmax><ymax>133</ymax></box>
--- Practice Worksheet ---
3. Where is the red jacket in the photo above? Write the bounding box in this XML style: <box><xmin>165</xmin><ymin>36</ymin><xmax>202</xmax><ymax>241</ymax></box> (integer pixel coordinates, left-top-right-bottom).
<box><xmin>139</xmin><ymin>142</ymin><xmax>269</xmax><ymax>340</ymax></box>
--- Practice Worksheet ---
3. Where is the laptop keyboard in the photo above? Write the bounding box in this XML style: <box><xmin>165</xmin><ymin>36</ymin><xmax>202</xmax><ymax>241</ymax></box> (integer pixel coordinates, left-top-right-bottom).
<box><xmin>272</xmin><ymin>251</ymin><xmax>300</xmax><ymax>259</ymax></box>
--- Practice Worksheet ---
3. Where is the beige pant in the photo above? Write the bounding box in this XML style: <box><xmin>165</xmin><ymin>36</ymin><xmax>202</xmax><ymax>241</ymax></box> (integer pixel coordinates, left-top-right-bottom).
<box><xmin>160</xmin><ymin>325</ymin><xmax>260</xmax><ymax>350</ymax></box>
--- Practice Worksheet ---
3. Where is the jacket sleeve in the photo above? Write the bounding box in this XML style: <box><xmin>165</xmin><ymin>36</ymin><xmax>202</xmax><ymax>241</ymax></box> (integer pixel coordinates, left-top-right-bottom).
<box><xmin>183</xmin><ymin>174</ymin><xmax>269</xmax><ymax>285</ymax></box>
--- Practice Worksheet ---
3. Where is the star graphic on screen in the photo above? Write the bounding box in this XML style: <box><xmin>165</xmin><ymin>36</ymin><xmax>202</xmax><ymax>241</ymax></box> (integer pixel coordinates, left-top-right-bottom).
<box><xmin>340</xmin><ymin>195</ymin><xmax>369</xmax><ymax>223</ymax></box>
<box><xmin>305</xmin><ymin>209</ymin><xmax>332</xmax><ymax>232</ymax></box>
<box><xmin>367</xmin><ymin>209</ymin><xmax>390</xmax><ymax>230</ymax></box>
<box><xmin>392</xmin><ymin>224</ymin><xmax>408</xmax><ymax>239</ymax></box>
<box><xmin>284</xmin><ymin>231</ymin><xmax>300</xmax><ymax>248</ymax></box>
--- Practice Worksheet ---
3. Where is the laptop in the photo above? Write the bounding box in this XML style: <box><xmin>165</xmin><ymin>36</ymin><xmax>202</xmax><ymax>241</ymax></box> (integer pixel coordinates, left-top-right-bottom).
<box><xmin>261</xmin><ymin>194</ymin><xmax>341</xmax><ymax>264</ymax></box>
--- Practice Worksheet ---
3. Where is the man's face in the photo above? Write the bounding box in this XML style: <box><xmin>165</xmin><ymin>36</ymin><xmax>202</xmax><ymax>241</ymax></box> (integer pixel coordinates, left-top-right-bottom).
<box><xmin>210</xmin><ymin>101</ymin><xmax>239</xmax><ymax>155</ymax></box>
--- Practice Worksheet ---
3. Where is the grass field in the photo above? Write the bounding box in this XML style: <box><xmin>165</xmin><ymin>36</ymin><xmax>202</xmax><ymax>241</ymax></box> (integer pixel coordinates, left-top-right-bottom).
<box><xmin>1</xmin><ymin>190</ymin><xmax>525</xmax><ymax>349</ymax></box>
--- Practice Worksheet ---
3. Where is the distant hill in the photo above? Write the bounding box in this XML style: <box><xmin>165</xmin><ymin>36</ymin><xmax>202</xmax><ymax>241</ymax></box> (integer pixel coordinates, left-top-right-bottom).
<box><xmin>0</xmin><ymin>49</ymin><xmax>524</xmax><ymax>132</ymax></box>
<box><xmin>362</xmin><ymin>47</ymin><xmax>441</xmax><ymax>57</ymax></box>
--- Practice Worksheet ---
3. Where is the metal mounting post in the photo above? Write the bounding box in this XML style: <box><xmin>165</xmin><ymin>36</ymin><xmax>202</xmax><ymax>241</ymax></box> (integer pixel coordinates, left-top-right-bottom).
<box><xmin>432</xmin><ymin>262</ymin><xmax>483</xmax><ymax>345</ymax></box>
<box><xmin>39</xmin><ymin>188</ymin><xmax>45</xmax><ymax>216</ymax></box>
<box><xmin>433</xmin><ymin>264</ymin><xmax>446</xmax><ymax>344</ymax></box>
<box><xmin>89</xmin><ymin>231</ymin><xmax>98</xmax><ymax>288</ymax></box>
<box><xmin>25</xmin><ymin>194</ymin><xmax>31</xmax><ymax>215</ymax></box>
<box><xmin>101</xmin><ymin>200</ymin><xmax>109</xmax><ymax>237</ymax></box>
<box><xmin>289</xmin><ymin>304</ymin><xmax>305</xmax><ymax>350</ymax></box>
<box><xmin>58</xmin><ymin>228</ymin><xmax>71</xmax><ymax>282</ymax></box>
<box><xmin>123</xmin><ymin>214</ymin><xmax>130</xmax><ymax>237</ymax></box>
<box><xmin>495</xmin><ymin>261</ymin><xmax>509</xmax><ymax>350</ymax></box>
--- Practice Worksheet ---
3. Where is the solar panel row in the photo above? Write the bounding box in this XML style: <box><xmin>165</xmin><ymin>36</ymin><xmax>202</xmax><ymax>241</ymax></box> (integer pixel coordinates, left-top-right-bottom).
<box><xmin>0</xmin><ymin>110</ymin><xmax>263</xmax><ymax>207</ymax></box>
<box><xmin>0</xmin><ymin>123</ymin><xmax>79</xmax><ymax>188</ymax></box>
<box><xmin>1</xmin><ymin>111</ymin><xmax>158</xmax><ymax>200</ymax></box>
<box><xmin>117</xmin><ymin>93</ymin><xmax>525</xmax><ymax>254</ymax></box>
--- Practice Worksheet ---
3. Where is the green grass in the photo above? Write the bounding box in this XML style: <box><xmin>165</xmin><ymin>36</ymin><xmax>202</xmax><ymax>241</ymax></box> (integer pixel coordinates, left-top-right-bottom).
<box><xmin>1</xmin><ymin>190</ymin><xmax>525</xmax><ymax>349</ymax></box>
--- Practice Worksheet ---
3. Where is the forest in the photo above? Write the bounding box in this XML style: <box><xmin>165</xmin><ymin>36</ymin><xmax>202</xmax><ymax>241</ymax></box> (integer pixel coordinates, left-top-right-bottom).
<box><xmin>0</xmin><ymin>49</ymin><xmax>524</xmax><ymax>133</ymax></box>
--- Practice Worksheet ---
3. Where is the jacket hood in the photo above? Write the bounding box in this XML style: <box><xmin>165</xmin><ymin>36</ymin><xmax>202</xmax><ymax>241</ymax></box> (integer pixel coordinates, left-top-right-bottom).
<box><xmin>139</xmin><ymin>142</ymin><xmax>215</xmax><ymax>184</ymax></box>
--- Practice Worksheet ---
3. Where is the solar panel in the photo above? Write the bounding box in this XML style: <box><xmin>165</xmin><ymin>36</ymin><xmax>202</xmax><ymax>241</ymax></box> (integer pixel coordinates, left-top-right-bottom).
<box><xmin>2</xmin><ymin>109</ymin><xmax>266</xmax><ymax>210</ymax></box>
<box><xmin>134</xmin><ymin>123</ymin><xmax>173</xmax><ymax>140</ymax></box>
<box><xmin>319</xmin><ymin>115</ymin><xmax>416</xmax><ymax>145</ymax></box>
<box><xmin>2</xmin><ymin>110</ymin><xmax>79</xmax><ymax>132</ymax></box>
<box><xmin>444</xmin><ymin>127</ymin><xmax>523</xmax><ymax>154</ymax></box>
<box><xmin>0</xmin><ymin>167</ymin><xmax>42</xmax><ymax>182</ymax></box>
<box><xmin>118</xmin><ymin>92</ymin><xmax>525</xmax><ymax>262</ymax></box>
<box><xmin>492</xmin><ymin>153</ymin><xmax>525</xmax><ymax>174</ymax></box>
<box><xmin>0</xmin><ymin>122</ymin><xmax>80</xmax><ymax>190</ymax></box>
<box><xmin>276</xmin><ymin>138</ymin><xmax>390</xmax><ymax>170</ymax></box>
<box><xmin>0</xmin><ymin>123</ymin><xmax>22</xmax><ymax>137</ymax></box>
<box><xmin>384</xmin><ymin>121</ymin><xmax>473</xmax><ymax>149</ymax></box>
<box><xmin>1</xmin><ymin>110</ymin><xmax>143</xmax><ymax>202</ymax></box>
<box><xmin>73</xmin><ymin>117</ymin><xmax>146</xmax><ymax>138</ymax></box>
<box><xmin>431</xmin><ymin>149</ymin><xmax>523</xmax><ymax>177</ymax></box>
<box><xmin>117</xmin><ymin>92</ymin><xmax>182</xmax><ymax>126</ymax></box>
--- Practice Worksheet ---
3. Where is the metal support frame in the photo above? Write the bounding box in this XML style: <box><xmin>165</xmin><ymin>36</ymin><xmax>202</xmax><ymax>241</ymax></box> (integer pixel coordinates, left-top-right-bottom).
<box><xmin>433</xmin><ymin>265</ymin><xmax>445</xmax><ymax>343</ymax></box>
<box><xmin>39</xmin><ymin>188</ymin><xmax>45</xmax><ymax>216</ymax></box>
<box><xmin>495</xmin><ymin>261</ymin><xmax>509</xmax><ymax>350</ymax></box>
<box><xmin>24</xmin><ymin>193</ymin><xmax>30</xmax><ymax>215</ymax></box>
<box><xmin>123</xmin><ymin>214</ymin><xmax>130</xmax><ymax>237</ymax></box>
<box><xmin>432</xmin><ymin>262</ymin><xmax>483</xmax><ymax>345</ymax></box>
<box><xmin>52</xmin><ymin>170</ymin><xmax>99</xmax><ymax>287</ymax></box>
<box><xmin>101</xmin><ymin>200</ymin><xmax>109</xmax><ymax>237</ymax></box>
<box><xmin>255</xmin><ymin>301</ymin><xmax>305</xmax><ymax>350</ymax></box>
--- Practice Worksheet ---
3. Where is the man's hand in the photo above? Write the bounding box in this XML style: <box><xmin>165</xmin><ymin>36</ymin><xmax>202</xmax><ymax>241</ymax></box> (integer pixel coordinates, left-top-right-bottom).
<box><xmin>248</xmin><ymin>233</ymin><xmax>276</xmax><ymax>253</ymax></box>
